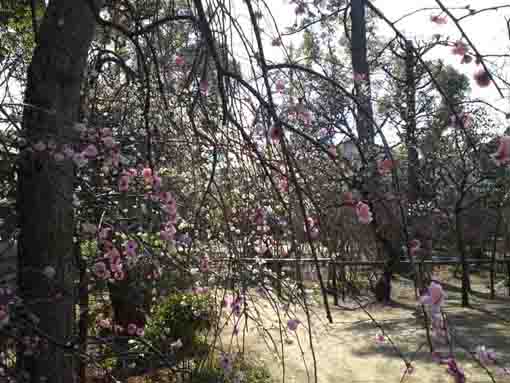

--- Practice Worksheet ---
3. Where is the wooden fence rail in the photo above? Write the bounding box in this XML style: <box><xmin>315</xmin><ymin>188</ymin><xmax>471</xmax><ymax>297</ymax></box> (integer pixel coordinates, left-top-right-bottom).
<box><xmin>211</xmin><ymin>257</ymin><xmax>510</xmax><ymax>302</ymax></box>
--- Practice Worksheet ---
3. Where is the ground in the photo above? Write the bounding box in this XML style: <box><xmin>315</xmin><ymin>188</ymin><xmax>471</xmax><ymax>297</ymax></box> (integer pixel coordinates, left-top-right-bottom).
<box><xmin>221</xmin><ymin>274</ymin><xmax>510</xmax><ymax>383</ymax></box>
<box><xmin>122</xmin><ymin>273</ymin><xmax>510</xmax><ymax>383</ymax></box>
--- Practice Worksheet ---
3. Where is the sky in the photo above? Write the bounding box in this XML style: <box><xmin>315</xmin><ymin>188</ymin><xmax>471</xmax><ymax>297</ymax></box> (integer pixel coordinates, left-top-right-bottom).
<box><xmin>230</xmin><ymin>0</ymin><xmax>510</xmax><ymax>137</ymax></box>
<box><xmin>2</xmin><ymin>0</ymin><xmax>510</xmax><ymax>138</ymax></box>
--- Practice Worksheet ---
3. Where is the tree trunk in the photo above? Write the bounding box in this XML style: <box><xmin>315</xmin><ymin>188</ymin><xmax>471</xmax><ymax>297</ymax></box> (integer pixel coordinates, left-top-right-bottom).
<box><xmin>405</xmin><ymin>40</ymin><xmax>419</xmax><ymax>204</ymax></box>
<box><xmin>490</xmin><ymin>208</ymin><xmax>502</xmax><ymax>299</ymax></box>
<box><xmin>351</xmin><ymin>0</ymin><xmax>374</xmax><ymax>144</ymax></box>
<box><xmin>455</xmin><ymin>211</ymin><xmax>470</xmax><ymax>307</ymax></box>
<box><xmin>352</xmin><ymin>0</ymin><xmax>395</xmax><ymax>303</ymax></box>
<box><xmin>404</xmin><ymin>40</ymin><xmax>422</xmax><ymax>298</ymax></box>
<box><xmin>17</xmin><ymin>1</ymin><xmax>99</xmax><ymax>382</ymax></box>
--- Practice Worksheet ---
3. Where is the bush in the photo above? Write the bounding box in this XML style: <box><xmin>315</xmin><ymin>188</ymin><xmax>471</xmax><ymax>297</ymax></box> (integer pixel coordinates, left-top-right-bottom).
<box><xmin>144</xmin><ymin>291</ymin><xmax>216</xmax><ymax>359</ymax></box>
<box><xmin>191</xmin><ymin>357</ymin><xmax>274</xmax><ymax>383</ymax></box>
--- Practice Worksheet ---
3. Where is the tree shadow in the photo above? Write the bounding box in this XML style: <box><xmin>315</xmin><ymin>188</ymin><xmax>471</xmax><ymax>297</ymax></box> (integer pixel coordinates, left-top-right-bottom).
<box><xmin>345</xmin><ymin>292</ymin><xmax>510</xmax><ymax>369</ymax></box>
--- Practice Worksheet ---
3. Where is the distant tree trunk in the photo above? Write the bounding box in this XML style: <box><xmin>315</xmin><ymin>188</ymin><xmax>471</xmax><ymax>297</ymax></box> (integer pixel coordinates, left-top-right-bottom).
<box><xmin>455</xmin><ymin>210</ymin><xmax>470</xmax><ymax>307</ymax></box>
<box><xmin>405</xmin><ymin>40</ymin><xmax>419</xmax><ymax>204</ymax></box>
<box><xmin>17</xmin><ymin>1</ymin><xmax>100</xmax><ymax>382</ymax></box>
<box><xmin>351</xmin><ymin>0</ymin><xmax>374</xmax><ymax>144</ymax></box>
<box><xmin>404</xmin><ymin>40</ymin><xmax>422</xmax><ymax>298</ymax></box>
<box><xmin>352</xmin><ymin>0</ymin><xmax>396</xmax><ymax>303</ymax></box>
<box><xmin>490</xmin><ymin>207</ymin><xmax>503</xmax><ymax>299</ymax></box>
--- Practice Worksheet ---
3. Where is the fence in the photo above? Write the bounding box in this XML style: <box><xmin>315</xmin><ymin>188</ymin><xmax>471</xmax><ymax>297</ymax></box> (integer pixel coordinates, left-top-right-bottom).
<box><xmin>214</xmin><ymin>257</ymin><xmax>510</xmax><ymax>304</ymax></box>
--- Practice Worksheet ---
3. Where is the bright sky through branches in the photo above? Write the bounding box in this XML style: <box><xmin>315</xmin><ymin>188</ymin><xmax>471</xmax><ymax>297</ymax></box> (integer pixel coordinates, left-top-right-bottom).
<box><xmin>232</xmin><ymin>0</ymin><xmax>510</xmax><ymax>139</ymax></box>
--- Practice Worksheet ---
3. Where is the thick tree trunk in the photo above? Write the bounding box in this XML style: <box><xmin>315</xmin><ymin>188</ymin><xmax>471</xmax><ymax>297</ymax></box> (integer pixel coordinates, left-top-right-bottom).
<box><xmin>17</xmin><ymin>1</ymin><xmax>99</xmax><ymax>382</ymax></box>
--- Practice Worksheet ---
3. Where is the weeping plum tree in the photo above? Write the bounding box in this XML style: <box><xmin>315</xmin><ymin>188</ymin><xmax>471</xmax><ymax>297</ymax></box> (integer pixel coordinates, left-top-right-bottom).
<box><xmin>1</xmin><ymin>1</ymin><xmax>509</xmax><ymax>382</ymax></box>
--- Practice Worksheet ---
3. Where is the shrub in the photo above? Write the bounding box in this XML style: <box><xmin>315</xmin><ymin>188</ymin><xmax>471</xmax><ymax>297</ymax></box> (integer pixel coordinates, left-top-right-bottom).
<box><xmin>191</xmin><ymin>357</ymin><xmax>274</xmax><ymax>383</ymax></box>
<box><xmin>144</xmin><ymin>291</ymin><xmax>216</xmax><ymax>359</ymax></box>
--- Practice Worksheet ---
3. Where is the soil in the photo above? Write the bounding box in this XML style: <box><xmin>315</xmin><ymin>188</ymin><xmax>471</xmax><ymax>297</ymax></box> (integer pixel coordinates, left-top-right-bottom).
<box><xmin>219</xmin><ymin>276</ymin><xmax>510</xmax><ymax>383</ymax></box>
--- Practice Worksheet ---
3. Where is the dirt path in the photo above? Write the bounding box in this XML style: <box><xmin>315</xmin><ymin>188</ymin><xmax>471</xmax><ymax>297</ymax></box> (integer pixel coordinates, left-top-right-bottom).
<box><xmin>221</xmin><ymin>281</ymin><xmax>510</xmax><ymax>383</ymax></box>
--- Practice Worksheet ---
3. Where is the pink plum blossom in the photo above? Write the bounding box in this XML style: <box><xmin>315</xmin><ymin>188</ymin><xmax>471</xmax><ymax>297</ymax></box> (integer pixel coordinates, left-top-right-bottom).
<box><xmin>475</xmin><ymin>345</ymin><xmax>497</xmax><ymax>365</ymax></box>
<box><xmin>271</xmin><ymin>37</ymin><xmax>282</xmax><ymax>46</ymax></box>
<box><xmin>160</xmin><ymin>224</ymin><xmax>176</xmax><ymax>242</ymax></box>
<box><xmin>200</xmin><ymin>79</ymin><xmax>209</xmax><ymax>95</ymax></box>
<box><xmin>160</xmin><ymin>191</ymin><xmax>174</xmax><ymax>204</ymax></box>
<box><xmin>0</xmin><ymin>305</ymin><xmax>9</xmax><ymax>326</ymax></box>
<box><xmin>99</xmin><ymin>227</ymin><xmax>111</xmax><ymax>240</ymax></box>
<box><xmin>430</xmin><ymin>15</ymin><xmax>447</xmax><ymax>24</ymax></box>
<box><xmin>409</xmin><ymin>239</ymin><xmax>421</xmax><ymax>256</ymax></box>
<box><xmin>304</xmin><ymin>217</ymin><xmax>319</xmax><ymax>240</ymax></box>
<box><xmin>199</xmin><ymin>255</ymin><xmax>210</xmax><ymax>273</ymax></box>
<box><xmin>101</xmin><ymin>128</ymin><xmax>112</xmax><ymax>136</ymax></box>
<box><xmin>461</xmin><ymin>54</ymin><xmax>473</xmax><ymax>64</ymax></box>
<box><xmin>278</xmin><ymin>177</ymin><xmax>289</xmax><ymax>193</ymax></box>
<box><xmin>377</xmin><ymin>159</ymin><xmax>396</xmax><ymax>175</ymax></box>
<box><xmin>82</xmin><ymin>144</ymin><xmax>99</xmax><ymax>158</ymax></box>
<box><xmin>419</xmin><ymin>281</ymin><xmax>446</xmax><ymax>306</ymax></box>
<box><xmin>119</xmin><ymin>175</ymin><xmax>130</xmax><ymax>192</ymax></box>
<box><xmin>107</xmin><ymin>247</ymin><xmax>121</xmax><ymax>263</ymax></box>
<box><xmin>496</xmin><ymin>367</ymin><xmax>510</xmax><ymax>377</ymax></box>
<box><xmin>124</xmin><ymin>240</ymin><xmax>138</xmax><ymax>257</ymax></box>
<box><xmin>269</xmin><ymin>124</ymin><xmax>283</xmax><ymax>141</ymax></box>
<box><xmin>275</xmin><ymin>79</ymin><xmax>285</xmax><ymax>93</ymax></box>
<box><xmin>175</xmin><ymin>55</ymin><xmax>185</xmax><ymax>66</ymax></box>
<box><xmin>98</xmin><ymin>318</ymin><xmax>112</xmax><ymax>329</ymax></box>
<box><xmin>142</xmin><ymin>167</ymin><xmax>153</xmax><ymax>183</ymax></box>
<box><xmin>222</xmin><ymin>296</ymin><xmax>232</xmax><ymax>308</ymax></box>
<box><xmin>252</xmin><ymin>208</ymin><xmax>266</xmax><ymax>226</ymax></box>
<box><xmin>353</xmin><ymin>72</ymin><xmax>368</xmax><ymax>82</ymax></box>
<box><xmin>451</xmin><ymin>41</ymin><xmax>468</xmax><ymax>56</ymax></box>
<box><xmin>491</xmin><ymin>135</ymin><xmax>510</xmax><ymax>166</ymax></box>
<box><xmin>446</xmin><ymin>359</ymin><xmax>465</xmax><ymax>383</ymax></box>
<box><xmin>33</xmin><ymin>141</ymin><xmax>47</xmax><ymax>152</ymax></box>
<box><xmin>102</xmin><ymin>136</ymin><xmax>116</xmax><ymax>148</ymax></box>
<box><xmin>287</xmin><ymin>319</ymin><xmax>300</xmax><ymax>331</ymax></box>
<box><xmin>254</xmin><ymin>240</ymin><xmax>267</xmax><ymax>255</ymax></box>
<box><xmin>127</xmin><ymin>323</ymin><xmax>137</xmax><ymax>335</ymax></box>
<box><xmin>153</xmin><ymin>175</ymin><xmax>162</xmax><ymax>189</ymax></box>
<box><xmin>356</xmin><ymin>201</ymin><xmax>373</xmax><ymax>224</ymax></box>
<box><xmin>219</xmin><ymin>353</ymin><xmax>234</xmax><ymax>374</ymax></box>
<box><xmin>474</xmin><ymin>68</ymin><xmax>491</xmax><ymax>87</ymax></box>
<box><xmin>300</xmin><ymin>110</ymin><xmax>312</xmax><ymax>125</ymax></box>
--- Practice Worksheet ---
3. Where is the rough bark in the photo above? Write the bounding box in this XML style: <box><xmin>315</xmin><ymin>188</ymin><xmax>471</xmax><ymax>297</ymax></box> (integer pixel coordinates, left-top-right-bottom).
<box><xmin>17</xmin><ymin>1</ymin><xmax>99</xmax><ymax>382</ymax></box>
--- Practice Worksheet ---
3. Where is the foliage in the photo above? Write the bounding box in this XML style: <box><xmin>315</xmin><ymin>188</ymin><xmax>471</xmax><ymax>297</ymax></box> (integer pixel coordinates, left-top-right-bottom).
<box><xmin>144</xmin><ymin>292</ymin><xmax>216</xmax><ymax>358</ymax></box>
<box><xmin>191</xmin><ymin>357</ymin><xmax>274</xmax><ymax>383</ymax></box>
